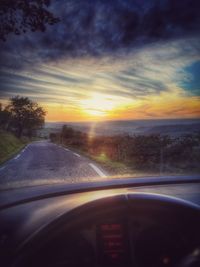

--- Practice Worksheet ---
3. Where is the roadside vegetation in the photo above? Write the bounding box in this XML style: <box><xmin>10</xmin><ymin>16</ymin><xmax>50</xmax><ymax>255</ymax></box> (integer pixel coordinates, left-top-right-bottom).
<box><xmin>0</xmin><ymin>131</ymin><xmax>27</xmax><ymax>164</ymax></box>
<box><xmin>0</xmin><ymin>96</ymin><xmax>46</xmax><ymax>164</ymax></box>
<box><xmin>50</xmin><ymin>125</ymin><xmax>200</xmax><ymax>176</ymax></box>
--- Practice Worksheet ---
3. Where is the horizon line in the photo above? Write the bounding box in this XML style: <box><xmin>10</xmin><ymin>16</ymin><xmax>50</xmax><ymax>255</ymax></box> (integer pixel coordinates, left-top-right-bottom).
<box><xmin>45</xmin><ymin>117</ymin><xmax>200</xmax><ymax>124</ymax></box>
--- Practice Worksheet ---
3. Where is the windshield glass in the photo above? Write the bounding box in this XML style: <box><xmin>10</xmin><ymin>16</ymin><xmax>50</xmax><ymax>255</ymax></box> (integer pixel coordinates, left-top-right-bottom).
<box><xmin>0</xmin><ymin>0</ymin><xmax>200</xmax><ymax>190</ymax></box>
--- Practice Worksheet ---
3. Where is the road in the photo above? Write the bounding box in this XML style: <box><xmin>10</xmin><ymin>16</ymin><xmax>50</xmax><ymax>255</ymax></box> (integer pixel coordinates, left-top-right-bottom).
<box><xmin>0</xmin><ymin>140</ymin><xmax>107</xmax><ymax>188</ymax></box>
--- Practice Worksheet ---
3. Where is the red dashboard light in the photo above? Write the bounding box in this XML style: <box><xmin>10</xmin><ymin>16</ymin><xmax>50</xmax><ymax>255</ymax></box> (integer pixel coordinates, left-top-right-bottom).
<box><xmin>98</xmin><ymin>222</ymin><xmax>130</xmax><ymax>266</ymax></box>
<box><xmin>101</xmin><ymin>224</ymin><xmax>122</xmax><ymax>231</ymax></box>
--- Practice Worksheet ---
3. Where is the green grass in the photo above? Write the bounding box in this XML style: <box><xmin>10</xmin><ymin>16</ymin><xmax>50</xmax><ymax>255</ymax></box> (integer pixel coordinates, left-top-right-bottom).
<box><xmin>0</xmin><ymin>131</ymin><xmax>27</xmax><ymax>164</ymax></box>
<box><xmin>91</xmin><ymin>153</ymin><xmax>132</xmax><ymax>175</ymax></box>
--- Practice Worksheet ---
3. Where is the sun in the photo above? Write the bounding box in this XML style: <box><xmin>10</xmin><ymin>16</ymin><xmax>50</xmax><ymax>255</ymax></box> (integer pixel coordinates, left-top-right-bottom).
<box><xmin>80</xmin><ymin>93</ymin><xmax>117</xmax><ymax>117</ymax></box>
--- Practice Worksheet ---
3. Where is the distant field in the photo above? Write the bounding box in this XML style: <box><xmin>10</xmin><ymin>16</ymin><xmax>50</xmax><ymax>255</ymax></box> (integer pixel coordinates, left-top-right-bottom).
<box><xmin>0</xmin><ymin>131</ymin><xmax>27</xmax><ymax>164</ymax></box>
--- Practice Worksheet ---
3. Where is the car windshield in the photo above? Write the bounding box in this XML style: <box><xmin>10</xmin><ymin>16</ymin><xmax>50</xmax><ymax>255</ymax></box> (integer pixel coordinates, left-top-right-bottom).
<box><xmin>0</xmin><ymin>0</ymin><xmax>200</xmax><ymax>190</ymax></box>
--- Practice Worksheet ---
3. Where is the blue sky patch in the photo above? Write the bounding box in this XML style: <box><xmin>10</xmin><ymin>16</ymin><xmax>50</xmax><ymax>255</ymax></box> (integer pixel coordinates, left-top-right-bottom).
<box><xmin>181</xmin><ymin>61</ymin><xmax>200</xmax><ymax>96</ymax></box>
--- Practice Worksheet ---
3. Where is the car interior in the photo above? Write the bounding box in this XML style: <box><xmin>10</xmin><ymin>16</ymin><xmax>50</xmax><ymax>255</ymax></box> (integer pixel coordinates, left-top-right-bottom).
<box><xmin>0</xmin><ymin>176</ymin><xmax>200</xmax><ymax>267</ymax></box>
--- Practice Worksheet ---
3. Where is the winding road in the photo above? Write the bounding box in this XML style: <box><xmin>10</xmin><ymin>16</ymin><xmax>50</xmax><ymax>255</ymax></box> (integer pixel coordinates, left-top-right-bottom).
<box><xmin>0</xmin><ymin>140</ymin><xmax>107</xmax><ymax>188</ymax></box>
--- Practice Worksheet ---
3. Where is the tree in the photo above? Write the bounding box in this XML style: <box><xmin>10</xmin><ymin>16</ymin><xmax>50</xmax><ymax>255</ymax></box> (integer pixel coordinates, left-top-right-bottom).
<box><xmin>61</xmin><ymin>125</ymin><xmax>75</xmax><ymax>139</ymax></box>
<box><xmin>7</xmin><ymin>96</ymin><xmax>46</xmax><ymax>138</ymax></box>
<box><xmin>0</xmin><ymin>103</ymin><xmax>12</xmax><ymax>130</ymax></box>
<box><xmin>0</xmin><ymin>0</ymin><xmax>59</xmax><ymax>41</ymax></box>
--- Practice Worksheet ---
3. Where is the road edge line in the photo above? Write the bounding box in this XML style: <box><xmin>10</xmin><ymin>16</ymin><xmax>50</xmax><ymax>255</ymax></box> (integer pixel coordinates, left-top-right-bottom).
<box><xmin>73</xmin><ymin>153</ymin><xmax>81</xmax><ymax>157</ymax></box>
<box><xmin>89</xmin><ymin>163</ymin><xmax>107</xmax><ymax>178</ymax></box>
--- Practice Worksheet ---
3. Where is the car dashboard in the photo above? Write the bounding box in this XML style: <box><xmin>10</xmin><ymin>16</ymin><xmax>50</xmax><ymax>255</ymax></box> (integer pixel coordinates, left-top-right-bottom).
<box><xmin>0</xmin><ymin>177</ymin><xmax>200</xmax><ymax>267</ymax></box>
<box><xmin>30</xmin><ymin>207</ymin><xmax>192</xmax><ymax>267</ymax></box>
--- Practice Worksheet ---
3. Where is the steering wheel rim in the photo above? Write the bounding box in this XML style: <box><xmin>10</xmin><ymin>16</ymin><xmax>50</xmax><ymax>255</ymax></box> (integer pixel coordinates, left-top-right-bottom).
<box><xmin>13</xmin><ymin>193</ymin><xmax>200</xmax><ymax>267</ymax></box>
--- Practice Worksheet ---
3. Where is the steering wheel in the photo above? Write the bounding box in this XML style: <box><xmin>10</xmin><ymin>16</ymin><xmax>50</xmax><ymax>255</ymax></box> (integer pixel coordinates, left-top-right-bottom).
<box><xmin>13</xmin><ymin>193</ymin><xmax>200</xmax><ymax>267</ymax></box>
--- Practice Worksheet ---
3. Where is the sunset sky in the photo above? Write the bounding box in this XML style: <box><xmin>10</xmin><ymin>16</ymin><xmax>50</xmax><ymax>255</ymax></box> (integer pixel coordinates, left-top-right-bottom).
<box><xmin>0</xmin><ymin>0</ymin><xmax>200</xmax><ymax>122</ymax></box>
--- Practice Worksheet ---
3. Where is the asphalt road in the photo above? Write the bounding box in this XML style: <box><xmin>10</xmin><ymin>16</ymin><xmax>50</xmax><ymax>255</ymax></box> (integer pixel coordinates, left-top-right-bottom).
<box><xmin>0</xmin><ymin>140</ymin><xmax>107</xmax><ymax>188</ymax></box>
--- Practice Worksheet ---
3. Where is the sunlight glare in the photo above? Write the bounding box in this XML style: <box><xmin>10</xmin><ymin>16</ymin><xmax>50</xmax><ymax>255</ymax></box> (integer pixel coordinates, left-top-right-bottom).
<box><xmin>80</xmin><ymin>93</ymin><xmax>118</xmax><ymax>117</ymax></box>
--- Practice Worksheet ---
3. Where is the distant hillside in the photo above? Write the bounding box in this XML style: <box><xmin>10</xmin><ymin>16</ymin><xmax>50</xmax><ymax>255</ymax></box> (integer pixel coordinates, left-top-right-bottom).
<box><xmin>146</xmin><ymin>123</ymin><xmax>200</xmax><ymax>136</ymax></box>
<box><xmin>44</xmin><ymin>119</ymin><xmax>200</xmax><ymax>137</ymax></box>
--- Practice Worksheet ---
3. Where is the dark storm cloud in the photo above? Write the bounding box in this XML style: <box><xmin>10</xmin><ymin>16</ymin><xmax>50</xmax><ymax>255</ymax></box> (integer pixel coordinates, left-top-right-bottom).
<box><xmin>0</xmin><ymin>0</ymin><xmax>200</xmax><ymax>69</ymax></box>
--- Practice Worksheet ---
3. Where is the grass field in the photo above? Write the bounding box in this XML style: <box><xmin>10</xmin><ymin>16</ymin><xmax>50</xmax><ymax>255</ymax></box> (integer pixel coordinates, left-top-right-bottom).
<box><xmin>0</xmin><ymin>131</ymin><xmax>27</xmax><ymax>164</ymax></box>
